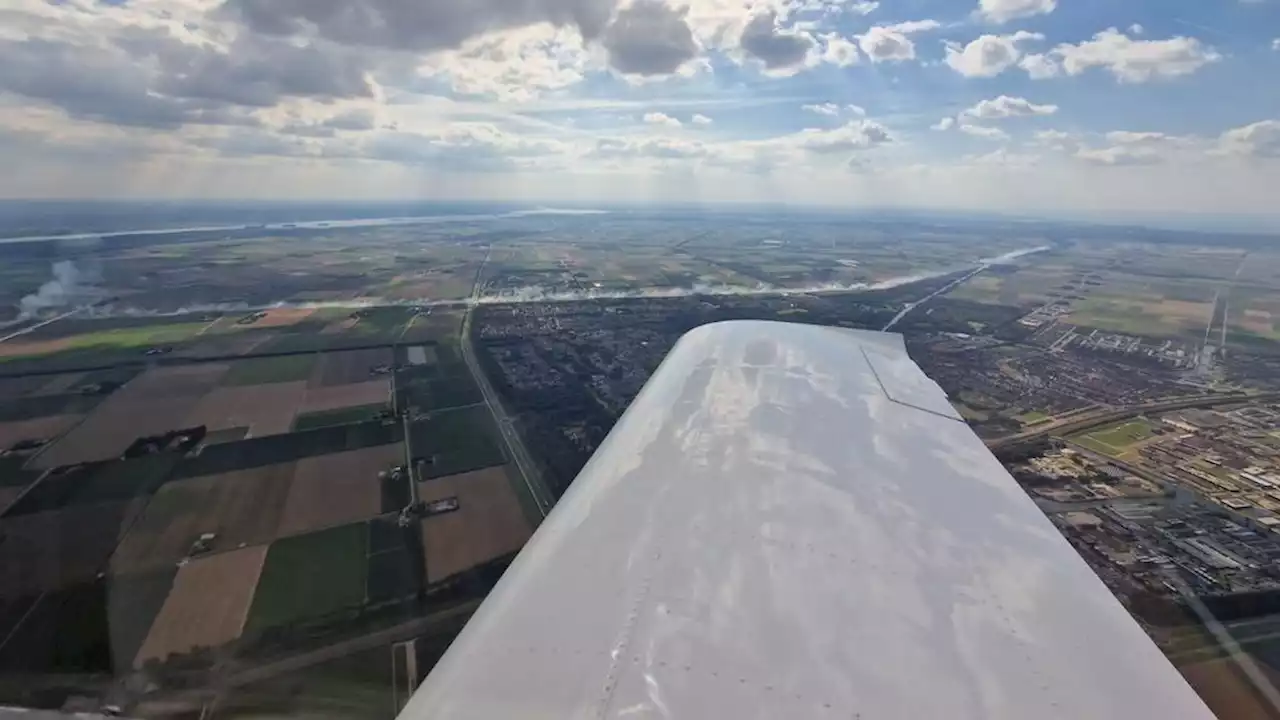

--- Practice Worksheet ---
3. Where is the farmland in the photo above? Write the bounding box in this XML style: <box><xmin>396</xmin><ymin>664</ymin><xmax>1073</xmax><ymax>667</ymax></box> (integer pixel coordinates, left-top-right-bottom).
<box><xmin>245</xmin><ymin>523</ymin><xmax>369</xmax><ymax>634</ymax></box>
<box><xmin>418</xmin><ymin>466</ymin><xmax>533</xmax><ymax>583</ymax></box>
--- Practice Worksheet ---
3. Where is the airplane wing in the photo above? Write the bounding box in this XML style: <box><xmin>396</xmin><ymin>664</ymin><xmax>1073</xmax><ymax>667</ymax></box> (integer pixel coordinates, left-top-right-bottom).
<box><xmin>401</xmin><ymin>320</ymin><xmax>1214</xmax><ymax>719</ymax></box>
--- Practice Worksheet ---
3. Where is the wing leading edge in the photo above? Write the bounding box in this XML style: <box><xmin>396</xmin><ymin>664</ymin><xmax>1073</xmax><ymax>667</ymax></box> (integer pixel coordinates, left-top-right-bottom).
<box><xmin>402</xmin><ymin>320</ymin><xmax>1213</xmax><ymax>719</ymax></box>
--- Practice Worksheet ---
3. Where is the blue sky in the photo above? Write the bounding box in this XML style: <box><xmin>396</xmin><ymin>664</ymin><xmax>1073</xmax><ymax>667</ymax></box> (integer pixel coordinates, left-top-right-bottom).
<box><xmin>0</xmin><ymin>0</ymin><xmax>1278</xmax><ymax>220</ymax></box>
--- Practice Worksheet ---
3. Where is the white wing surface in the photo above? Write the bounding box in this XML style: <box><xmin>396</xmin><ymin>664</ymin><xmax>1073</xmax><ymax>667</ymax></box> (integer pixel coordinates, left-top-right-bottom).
<box><xmin>401</xmin><ymin>320</ymin><xmax>1214</xmax><ymax>720</ymax></box>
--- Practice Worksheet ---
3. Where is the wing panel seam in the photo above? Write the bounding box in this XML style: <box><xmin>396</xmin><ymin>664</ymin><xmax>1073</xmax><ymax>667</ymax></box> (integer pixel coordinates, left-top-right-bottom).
<box><xmin>858</xmin><ymin>346</ymin><xmax>964</xmax><ymax>423</ymax></box>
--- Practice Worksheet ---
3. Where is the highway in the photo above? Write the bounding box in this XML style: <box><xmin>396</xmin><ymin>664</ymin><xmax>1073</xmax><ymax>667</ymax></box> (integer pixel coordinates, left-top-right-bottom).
<box><xmin>461</xmin><ymin>247</ymin><xmax>553</xmax><ymax>518</ymax></box>
<box><xmin>987</xmin><ymin>391</ymin><xmax>1280</xmax><ymax>450</ymax></box>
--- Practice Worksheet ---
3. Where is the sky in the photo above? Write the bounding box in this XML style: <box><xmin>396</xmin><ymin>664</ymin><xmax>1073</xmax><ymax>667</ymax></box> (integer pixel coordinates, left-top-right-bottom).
<box><xmin>2</xmin><ymin>0</ymin><xmax>1279</xmax><ymax>219</ymax></box>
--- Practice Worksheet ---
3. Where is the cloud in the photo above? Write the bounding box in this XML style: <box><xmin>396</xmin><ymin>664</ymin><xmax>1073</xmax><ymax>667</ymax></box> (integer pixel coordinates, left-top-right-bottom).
<box><xmin>960</xmin><ymin>95</ymin><xmax>1058</xmax><ymax>120</ymax></box>
<box><xmin>691</xmin><ymin>113</ymin><xmax>713</xmax><ymax>126</ymax></box>
<box><xmin>590</xmin><ymin>135</ymin><xmax>710</xmax><ymax>159</ymax></box>
<box><xmin>1219</xmin><ymin>120</ymin><xmax>1280</xmax><ymax>158</ymax></box>
<box><xmin>958</xmin><ymin>124</ymin><xmax>1008</xmax><ymax>140</ymax></box>
<box><xmin>643</xmin><ymin>111</ymin><xmax>682</xmax><ymax>127</ymax></box>
<box><xmin>803</xmin><ymin>103</ymin><xmax>841</xmax><ymax>116</ymax></box>
<box><xmin>221</xmin><ymin>0</ymin><xmax>616</xmax><ymax>53</ymax></box>
<box><xmin>419</xmin><ymin>25</ymin><xmax>589</xmax><ymax>100</ymax></box>
<box><xmin>601</xmin><ymin>2</ymin><xmax>699</xmax><ymax>76</ymax></box>
<box><xmin>849</xmin><ymin>2</ymin><xmax>880</xmax><ymax>15</ymax></box>
<box><xmin>1052</xmin><ymin>28</ymin><xmax>1221</xmax><ymax>83</ymax></box>
<box><xmin>1075</xmin><ymin>145</ymin><xmax>1163</xmax><ymax>166</ymax></box>
<box><xmin>856</xmin><ymin>19</ymin><xmax>940</xmax><ymax>63</ymax></box>
<box><xmin>366</xmin><ymin>124</ymin><xmax>568</xmax><ymax>170</ymax></box>
<box><xmin>932</xmin><ymin>117</ymin><xmax>955</xmax><ymax>131</ymax></box>
<box><xmin>740</xmin><ymin>12</ymin><xmax>815</xmax><ymax>72</ymax></box>
<box><xmin>943</xmin><ymin>31</ymin><xmax>1042</xmax><ymax>77</ymax></box>
<box><xmin>819</xmin><ymin>33</ymin><xmax>860</xmax><ymax>66</ymax></box>
<box><xmin>977</xmin><ymin>0</ymin><xmax>1056</xmax><ymax>24</ymax></box>
<box><xmin>1273</xmin><ymin>38</ymin><xmax>1280</xmax><ymax>51</ymax></box>
<box><xmin>1033</xmin><ymin>128</ymin><xmax>1075</xmax><ymax>147</ymax></box>
<box><xmin>1018</xmin><ymin>53</ymin><xmax>1059</xmax><ymax>78</ymax></box>
<box><xmin>792</xmin><ymin>120</ymin><xmax>890</xmax><ymax>153</ymax></box>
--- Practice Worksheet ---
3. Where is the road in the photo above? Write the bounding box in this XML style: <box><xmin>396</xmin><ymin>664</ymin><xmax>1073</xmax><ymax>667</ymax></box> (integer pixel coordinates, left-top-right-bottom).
<box><xmin>0</xmin><ymin>307</ymin><xmax>81</xmax><ymax>344</ymax></box>
<box><xmin>461</xmin><ymin>247</ymin><xmax>553</xmax><ymax>518</ymax></box>
<box><xmin>882</xmin><ymin>265</ymin><xmax>990</xmax><ymax>332</ymax></box>
<box><xmin>987</xmin><ymin>391</ymin><xmax>1280</xmax><ymax>450</ymax></box>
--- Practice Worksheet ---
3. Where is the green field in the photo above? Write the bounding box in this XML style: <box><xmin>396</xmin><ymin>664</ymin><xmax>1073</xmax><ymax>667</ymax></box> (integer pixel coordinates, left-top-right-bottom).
<box><xmin>1018</xmin><ymin>410</ymin><xmax>1050</xmax><ymax>425</ymax></box>
<box><xmin>222</xmin><ymin>354</ymin><xmax>317</xmax><ymax>386</ymax></box>
<box><xmin>1070</xmin><ymin>418</ymin><xmax>1156</xmax><ymax>455</ymax></box>
<box><xmin>292</xmin><ymin>404</ymin><xmax>387</xmax><ymax>431</ymax></box>
<box><xmin>408</xmin><ymin>405</ymin><xmax>505</xmax><ymax>479</ymax></box>
<box><xmin>245</xmin><ymin>523</ymin><xmax>368</xmax><ymax>633</ymax></box>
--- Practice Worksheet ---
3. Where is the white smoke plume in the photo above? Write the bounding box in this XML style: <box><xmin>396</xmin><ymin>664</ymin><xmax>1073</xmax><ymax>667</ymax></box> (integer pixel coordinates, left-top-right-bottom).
<box><xmin>18</xmin><ymin>260</ymin><xmax>101</xmax><ymax>319</ymax></box>
<box><xmin>75</xmin><ymin>246</ymin><xmax>1047</xmax><ymax>321</ymax></box>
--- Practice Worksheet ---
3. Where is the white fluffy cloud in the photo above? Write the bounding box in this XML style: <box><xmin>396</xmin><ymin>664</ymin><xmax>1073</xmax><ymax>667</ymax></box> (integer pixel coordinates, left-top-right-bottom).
<box><xmin>932</xmin><ymin>117</ymin><xmax>955</xmax><ymax>131</ymax></box>
<box><xmin>643</xmin><ymin>111</ymin><xmax>682</xmax><ymax>127</ymax></box>
<box><xmin>961</xmin><ymin>95</ymin><xmax>1058</xmax><ymax>120</ymax></box>
<box><xmin>1220</xmin><ymin>120</ymin><xmax>1280</xmax><ymax>158</ymax></box>
<box><xmin>944</xmin><ymin>31</ymin><xmax>1043</xmax><ymax>77</ymax></box>
<box><xmin>819</xmin><ymin>33</ymin><xmax>860</xmax><ymax>66</ymax></box>
<box><xmin>803</xmin><ymin>103</ymin><xmax>841</xmax><ymax>116</ymax></box>
<box><xmin>1272</xmin><ymin>38</ymin><xmax>1280</xmax><ymax>51</ymax></box>
<box><xmin>1018</xmin><ymin>53</ymin><xmax>1059</xmax><ymax>79</ymax></box>
<box><xmin>1052</xmin><ymin>28</ymin><xmax>1221</xmax><ymax>83</ymax></box>
<box><xmin>977</xmin><ymin>0</ymin><xmax>1056</xmax><ymax>24</ymax></box>
<box><xmin>856</xmin><ymin>19</ymin><xmax>940</xmax><ymax>63</ymax></box>
<box><xmin>959</xmin><ymin>124</ymin><xmax>1008</xmax><ymax>140</ymax></box>
<box><xmin>691</xmin><ymin>113</ymin><xmax>713</xmax><ymax>126</ymax></box>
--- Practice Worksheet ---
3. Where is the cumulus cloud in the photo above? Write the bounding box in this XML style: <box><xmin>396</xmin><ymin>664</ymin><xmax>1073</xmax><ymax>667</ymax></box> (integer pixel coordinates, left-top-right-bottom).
<box><xmin>819</xmin><ymin>33</ymin><xmax>860</xmax><ymax>66</ymax></box>
<box><xmin>960</xmin><ymin>95</ymin><xmax>1058</xmax><ymax>120</ymax></box>
<box><xmin>222</xmin><ymin>0</ymin><xmax>616</xmax><ymax>53</ymax></box>
<box><xmin>849</xmin><ymin>1</ymin><xmax>880</xmax><ymax>15</ymax></box>
<box><xmin>932</xmin><ymin>117</ymin><xmax>955</xmax><ymax>131</ymax></box>
<box><xmin>591</xmin><ymin>135</ymin><xmax>710</xmax><ymax>159</ymax></box>
<box><xmin>0</xmin><ymin>31</ymin><xmax>370</xmax><ymax>130</ymax></box>
<box><xmin>691</xmin><ymin>113</ymin><xmax>713</xmax><ymax>125</ymax></box>
<box><xmin>943</xmin><ymin>31</ymin><xmax>1043</xmax><ymax>77</ymax></box>
<box><xmin>856</xmin><ymin>19</ymin><xmax>940</xmax><ymax>63</ymax></box>
<box><xmin>791</xmin><ymin>120</ymin><xmax>890</xmax><ymax>153</ymax></box>
<box><xmin>1219</xmin><ymin>120</ymin><xmax>1280</xmax><ymax>158</ymax></box>
<box><xmin>740</xmin><ymin>12</ymin><xmax>815</xmax><ymax>72</ymax></box>
<box><xmin>1018</xmin><ymin>53</ymin><xmax>1059</xmax><ymax>78</ymax></box>
<box><xmin>959</xmin><ymin>124</ymin><xmax>1009</xmax><ymax>140</ymax></box>
<box><xmin>1052</xmin><ymin>28</ymin><xmax>1220</xmax><ymax>83</ymax></box>
<box><xmin>1075</xmin><ymin>145</ymin><xmax>1163</xmax><ymax>166</ymax></box>
<box><xmin>1272</xmin><ymin>38</ymin><xmax>1280</xmax><ymax>51</ymax></box>
<box><xmin>977</xmin><ymin>0</ymin><xmax>1056</xmax><ymax>24</ymax></box>
<box><xmin>643</xmin><ymin>111</ymin><xmax>682</xmax><ymax>127</ymax></box>
<box><xmin>803</xmin><ymin>103</ymin><xmax>841</xmax><ymax>116</ymax></box>
<box><xmin>601</xmin><ymin>2</ymin><xmax>699</xmax><ymax>76</ymax></box>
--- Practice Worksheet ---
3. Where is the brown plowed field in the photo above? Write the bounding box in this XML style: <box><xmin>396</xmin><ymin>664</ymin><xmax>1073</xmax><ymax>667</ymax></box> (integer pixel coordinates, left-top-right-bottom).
<box><xmin>0</xmin><ymin>499</ymin><xmax>147</xmax><ymax>597</ymax></box>
<box><xmin>133</xmin><ymin>544</ymin><xmax>268</xmax><ymax>666</ymax></box>
<box><xmin>308</xmin><ymin>349</ymin><xmax>394</xmax><ymax>388</ymax></box>
<box><xmin>183</xmin><ymin>381</ymin><xmax>307</xmax><ymax>437</ymax></box>
<box><xmin>418</xmin><ymin>466</ymin><xmax>532</xmax><ymax>583</ymax></box>
<box><xmin>251</xmin><ymin>308</ymin><xmax>316</xmax><ymax>328</ymax></box>
<box><xmin>277</xmin><ymin>444</ymin><xmax>404</xmax><ymax>537</ymax></box>
<box><xmin>0</xmin><ymin>414</ymin><xmax>81</xmax><ymax>451</ymax></box>
<box><xmin>34</xmin><ymin>365</ymin><xmax>228</xmax><ymax>468</ymax></box>
<box><xmin>301</xmin><ymin>380</ymin><xmax>391</xmax><ymax>414</ymax></box>
<box><xmin>111</xmin><ymin>463</ymin><xmax>296</xmax><ymax>575</ymax></box>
